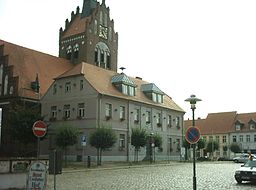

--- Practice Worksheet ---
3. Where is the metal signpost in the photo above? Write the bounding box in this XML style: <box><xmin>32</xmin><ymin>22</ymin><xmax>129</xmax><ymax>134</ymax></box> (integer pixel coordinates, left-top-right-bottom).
<box><xmin>185</xmin><ymin>126</ymin><xmax>201</xmax><ymax>190</ymax></box>
<box><xmin>81</xmin><ymin>135</ymin><xmax>87</xmax><ymax>167</ymax></box>
<box><xmin>32</xmin><ymin>120</ymin><xmax>47</xmax><ymax>159</ymax></box>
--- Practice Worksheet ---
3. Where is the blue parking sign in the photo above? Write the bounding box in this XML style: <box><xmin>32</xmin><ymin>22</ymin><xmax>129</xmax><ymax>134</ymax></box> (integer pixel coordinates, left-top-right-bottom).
<box><xmin>81</xmin><ymin>135</ymin><xmax>86</xmax><ymax>146</ymax></box>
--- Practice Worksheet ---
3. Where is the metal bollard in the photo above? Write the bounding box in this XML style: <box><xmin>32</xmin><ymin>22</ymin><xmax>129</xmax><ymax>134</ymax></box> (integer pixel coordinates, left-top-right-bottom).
<box><xmin>87</xmin><ymin>156</ymin><xmax>91</xmax><ymax>168</ymax></box>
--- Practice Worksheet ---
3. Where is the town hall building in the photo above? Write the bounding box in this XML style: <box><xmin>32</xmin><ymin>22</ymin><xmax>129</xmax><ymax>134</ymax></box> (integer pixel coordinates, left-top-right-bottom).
<box><xmin>0</xmin><ymin>0</ymin><xmax>185</xmax><ymax>161</ymax></box>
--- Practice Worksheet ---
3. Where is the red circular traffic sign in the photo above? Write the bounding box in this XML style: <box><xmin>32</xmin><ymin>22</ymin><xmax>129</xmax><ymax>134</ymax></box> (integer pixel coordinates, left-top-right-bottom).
<box><xmin>33</xmin><ymin>120</ymin><xmax>47</xmax><ymax>138</ymax></box>
<box><xmin>185</xmin><ymin>126</ymin><xmax>200</xmax><ymax>144</ymax></box>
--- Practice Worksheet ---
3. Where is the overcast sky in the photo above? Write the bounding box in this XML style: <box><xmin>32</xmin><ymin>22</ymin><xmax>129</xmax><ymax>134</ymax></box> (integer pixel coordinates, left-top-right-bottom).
<box><xmin>1</xmin><ymin>0</ymin><xmax>256</xmax><ymax>120</ymax></box>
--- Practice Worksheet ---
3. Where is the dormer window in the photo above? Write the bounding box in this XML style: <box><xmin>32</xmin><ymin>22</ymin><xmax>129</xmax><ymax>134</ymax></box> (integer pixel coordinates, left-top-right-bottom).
<box><xmin>111</xmin><ymin>73</ymin><xmax>136</xmax><ymax>96</ymax></box>
<box><xmin>235</xmin><ymin>120</ymin><xmax>244</xmax><ymax>131</ymax></box>
<box><xmin>249</xmin><ymin>119</ymin><xmax>256</xmax><ymax>130</ymax></box>
<box><xmin>235</xmin><ymin>124</ymin><xmax>241</xmax><ymax>131</ymax></box>
<box><xmin>141</xmin><ymin>83</ymin><xmax>164</xmax><ymax>103</ymax></box>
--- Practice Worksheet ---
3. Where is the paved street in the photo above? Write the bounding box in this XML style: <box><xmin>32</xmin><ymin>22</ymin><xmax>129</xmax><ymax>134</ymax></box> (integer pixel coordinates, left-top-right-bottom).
<box><xmin>45</xmin><ymin>161</ymin><xmax>256</xmax><ymax>190</ymax></box>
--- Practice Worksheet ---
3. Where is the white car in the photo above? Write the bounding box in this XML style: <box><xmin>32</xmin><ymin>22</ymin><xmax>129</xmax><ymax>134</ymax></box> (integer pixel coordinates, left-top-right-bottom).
<box><xmin>234</xmin><ymin>159</ymin><xmax>256</xmax><ymax>183</ymax></box>
<box><xmin>233</xmin><ymin>153</ymin><xmax>256</xmax><ymax>163</ymax></box>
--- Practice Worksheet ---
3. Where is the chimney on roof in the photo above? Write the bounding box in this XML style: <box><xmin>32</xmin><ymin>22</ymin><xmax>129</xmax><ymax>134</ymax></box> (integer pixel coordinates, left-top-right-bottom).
<box><xmin>136</xmin><ymin>77</ymin><xmax>142</xmax><ymax>80</ymax></box>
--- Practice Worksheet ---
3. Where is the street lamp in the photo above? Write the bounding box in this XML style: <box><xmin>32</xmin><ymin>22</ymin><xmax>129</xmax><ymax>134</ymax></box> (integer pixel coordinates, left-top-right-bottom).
<box><xmin>185</xmin><ymin>94</ymin><xmax>202</xmax><ymax>190</ymax></box>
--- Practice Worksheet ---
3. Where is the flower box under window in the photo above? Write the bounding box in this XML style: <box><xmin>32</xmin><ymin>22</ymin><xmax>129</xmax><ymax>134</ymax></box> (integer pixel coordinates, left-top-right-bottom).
<box><xmin>105</xmin><ymin>116</ymin><xmax>111</xmax><ymax>121</ymax></box>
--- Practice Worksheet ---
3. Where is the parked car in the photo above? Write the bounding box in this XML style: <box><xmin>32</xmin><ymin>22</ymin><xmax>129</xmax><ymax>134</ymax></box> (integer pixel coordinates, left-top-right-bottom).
<box><xmin>233</xmin><ymin>154</ymin><xmax>256</xmax><ymax>163</ymax></box>
<box><xmin>234</xmin><ymin>159</ymin><xmax>256</xmax><ymax>183</ymax></box>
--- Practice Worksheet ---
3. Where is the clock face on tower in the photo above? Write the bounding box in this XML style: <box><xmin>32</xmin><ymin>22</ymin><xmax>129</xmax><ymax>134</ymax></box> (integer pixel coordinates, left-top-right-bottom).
<box><xmin>99</xmin><ymin>25</ymin><xmax>108</xmax><ymax>39</ymax></box>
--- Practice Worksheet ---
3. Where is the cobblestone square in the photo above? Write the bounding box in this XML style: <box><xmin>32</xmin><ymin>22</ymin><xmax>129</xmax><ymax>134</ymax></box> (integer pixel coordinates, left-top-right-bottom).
<box><xmin>46</xmin><ymin>161</ymin><xmax>256</xmax><ymax>190</ymax></box>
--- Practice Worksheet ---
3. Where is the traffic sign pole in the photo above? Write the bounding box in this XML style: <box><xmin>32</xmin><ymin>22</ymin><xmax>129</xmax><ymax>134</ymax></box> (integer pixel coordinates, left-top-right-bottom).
<box><xmin>32</xmin><ymin>120</ymin><xmax>47</xmax><ymax>160</ymax></box>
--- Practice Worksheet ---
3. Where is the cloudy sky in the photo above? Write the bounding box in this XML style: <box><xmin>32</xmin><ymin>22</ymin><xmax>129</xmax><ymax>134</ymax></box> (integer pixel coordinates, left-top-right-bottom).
<box><xmin>1</xmin><ymin>0</ymin><xmax>256</xmax><ymax>120</ymax></box>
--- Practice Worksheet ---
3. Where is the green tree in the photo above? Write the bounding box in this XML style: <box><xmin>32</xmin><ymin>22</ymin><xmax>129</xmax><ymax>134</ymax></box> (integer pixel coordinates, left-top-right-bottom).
<box><xmin>55</xmin><ymin>125</ymin><xmax>79</xmax><ymax>167</ymax></box>
<box><xmin>89</xmin><ymin>126</ymin><xmax>117</xmax><ymax>165</ymax></box>
<box><xmin>6</xmin><ymin>104</ymin><xmax>42</xmax><ymax>156</ymax></box>
<box><xmin>131</xmin><ymin>128</ymin><xmax>148</xmax><ymax>162</ymax></box>
<box><xmin>152</xmin><ymin>133</ymin><xmax>163</xmax><ymax>151</ymax></box>
<box><xmin>197</xmin><ymin>138</ymin><xmax>206</xmax><ymax>150</ymax></box>
<box><xmin>206</xmin><ymin>141</ymin><xmax>219</xmax><ymax>159</ymax></box>
<box><xmin>230</xmin><ymin>143</ymin><xmax>241</xmax><ymax>156</ymax></box>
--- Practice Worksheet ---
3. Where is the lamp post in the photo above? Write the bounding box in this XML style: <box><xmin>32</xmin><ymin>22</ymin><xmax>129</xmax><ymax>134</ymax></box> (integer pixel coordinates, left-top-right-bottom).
<box><xmin>185</xmin><ymin>94</ymin><xmax>201</xmax><ymax>190</ymax></box>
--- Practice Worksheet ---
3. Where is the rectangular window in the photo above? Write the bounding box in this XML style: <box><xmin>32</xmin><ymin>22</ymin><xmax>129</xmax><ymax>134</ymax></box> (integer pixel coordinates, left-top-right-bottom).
<box><xmin>78</xmin><ymin>103</ymin><xmax>85</xmax><ymax>118</ymax></box>
<box><xmin>223</xmin><ymin>135</ymin><xmax>227</xmax><ymax>143</ymax></box>
<box><xmin>157</xmin><ymin>94</ymin><xmax>163</xmax><ymax>103</ymax></box>
<box><xmin>51</xmin><ymin>106</ymin><xmax>57</xmax><ymax>119</ymax></box>
<box><xmin>209</xmin><ymin>136</ymin><xmax>213</xmax><ymax>142</ymax></box>
<box><xmin>203</xmin><ymin>136</ymin><xmax>207</xmax><ymax>142</ymax></box>
<box><xmin>53</xmin><ymin>84</ymin><xmax>57</xmax><ymax>95</ymax></box>
<box><xmin>246</xmin><ymin>135</ymin><xmax>250</xmax><ymax>142</ymax></box>
<box><xmin>176</xmin><ymin>117</ymin><xmax>180</xmax><ymax>127</ymax></box>
<box><xmin>119</xmin><ymin>134</ymin><xmax>125</xmax><ymax>150</ymax></box>
<box><xmin>65</xmin><ymin>82</ymin><xmax>71</xmax><ymax>93</ymax></box>
<box><xmin>80</xmin><ymin>80</ymin><xmax>84</xmax><ymax>90</ymax></box>
<box><xmin>105</xmin><ymin>103</ymin><xmax>112</xmax><ymax>118</ymax></box>
<box><xmin>152</xmin><ymin>93</ymin><xmax>157</xmax><ymax>102</ymax></box>
<box><xmin>250</xmin><ymin>124</ymin><xmax>255</xmax><ymax>130</ymax></box>
<box><xmin>63</xmin><ymin>104</ymin><xmax>70</xmax><ymax>119</ymax></box>
<box><xmin>156</xmin><ymin>113</ymin><xmax>161</xmax><ymax>124</ymax></box>
<box><xmin>120</xmin><ymin>106</ymin><xmax>125</xmax><ymax>120</ymax></box>
<box><xmin>167</xmin><ymin>115</ymin><xmax>172</xmax><ymax>126</ymax></box>
<box><xmin>235</xmin><ymin>124</ymin><xmax>241</xmax><ymax>131</ymax></box>
<box><xmin>122</xmin><ymin>84</ymin><xmax>128</xmax><ymax>95</ymax></box>
<box><xmin>129</xmin><ymin>86</ymin><xmax>135</xmax><ymax>96</ymax></box>
<box><xmin>233</xmin><ymin>135</ymin><xmax>237</xmax><ymax>143</ymax></box>
<box><xmin>239</xmin><ymin>135</ymin><xmax>243</xmax><ymax>142</ymax></box>
<box><xmin>216</xmin><ymin>136</ymin><xmax>219</xmax><ymax>143</ymax></box>
<box><xmin>134</xmin><ymin>109</ymin><xmax>140</xmax><ymax>122</ymax></box>
<box><xmin>254</xmin><ymin>135</ymin><xmax>256</xmax><ymax>142</ymax></box>
<box><xmin>146</xmin><ymin>111</ymin><xmax>151</xmax><ymax>123</ymax></box>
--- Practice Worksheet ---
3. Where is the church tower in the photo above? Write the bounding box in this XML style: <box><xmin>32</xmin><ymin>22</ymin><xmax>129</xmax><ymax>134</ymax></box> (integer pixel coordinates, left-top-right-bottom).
<box><xmin>59</xmin><ymin>0</ymin><xmax>118</xmax><ymax>71</ymax></box>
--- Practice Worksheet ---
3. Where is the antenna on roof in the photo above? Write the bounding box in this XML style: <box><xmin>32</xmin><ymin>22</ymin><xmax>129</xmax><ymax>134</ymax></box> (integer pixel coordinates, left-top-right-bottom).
<box><xmin>119</xmin><ymin>67</ymin><xmax>126</xmax><ymax>74</ymax></box>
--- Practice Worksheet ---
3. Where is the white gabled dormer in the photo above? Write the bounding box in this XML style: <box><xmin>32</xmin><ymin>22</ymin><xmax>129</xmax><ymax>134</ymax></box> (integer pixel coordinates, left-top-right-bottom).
<box><xmin>234</xmin><ymin>120</ymin><xmax>244</xmax><ymax>131</ymax></box>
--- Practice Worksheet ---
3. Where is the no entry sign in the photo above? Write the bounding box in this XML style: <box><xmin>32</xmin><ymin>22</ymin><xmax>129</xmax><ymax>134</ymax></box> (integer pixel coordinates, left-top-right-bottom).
<box><xmin>32</xmin><ymin>120</ymin><xmax>47</xmax><ymax>138</ymax></box>
<box><xmin>185</xmin><ymin>126</ymin><xmax>200</xmax><ymax>144</ymax></box>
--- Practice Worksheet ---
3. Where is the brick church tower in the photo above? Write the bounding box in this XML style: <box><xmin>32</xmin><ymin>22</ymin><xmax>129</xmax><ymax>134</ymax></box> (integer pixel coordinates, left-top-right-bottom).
<box><xmin>59</xmin><ymin>0</ymin><xmax>118</xmax><ymax>72</ymax></box>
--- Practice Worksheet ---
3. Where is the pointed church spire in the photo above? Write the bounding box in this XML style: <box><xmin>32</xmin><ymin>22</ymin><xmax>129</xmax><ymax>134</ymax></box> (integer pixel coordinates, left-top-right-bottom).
<box><xmin>81</xmin><ymin>0</ymin><xmax>97</xmax><ymax>18</ymax></box>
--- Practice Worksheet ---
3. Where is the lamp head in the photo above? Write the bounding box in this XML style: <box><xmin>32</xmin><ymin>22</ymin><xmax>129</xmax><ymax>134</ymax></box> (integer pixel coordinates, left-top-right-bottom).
<box><xmin>185</xmin><ymin>94</ymin><xmax>202</xmax><ymax>109</ymax></box>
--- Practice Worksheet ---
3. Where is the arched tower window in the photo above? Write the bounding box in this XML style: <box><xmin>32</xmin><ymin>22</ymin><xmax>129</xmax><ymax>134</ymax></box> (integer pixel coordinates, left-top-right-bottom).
<box><xmin>4</xmin><ymin>75</ymin><xmax>8</xmax><ymax>95</ymax></box>
<box><xmin>66</xmin><ymin>45</ymin><xmax>72</xmax><ymax>60</ymax></box>
<box><xmin>94</xmin><ymin>47</ymin><xmax>99</xmax><ymax>66</ymax></box>
<box><xmin>95</xmin><ymin>42</ymin><xmax>110</xmax><ymax>69</ymax></box>
<box><xmin>106</xmin><ymin>52</ymin><xmax>111</xmax><ymax>69</ymax></box>
<box><xmin>73</xmin><ymin>44</ymin><xmax>79</xmax><ymax>59</ymax></box>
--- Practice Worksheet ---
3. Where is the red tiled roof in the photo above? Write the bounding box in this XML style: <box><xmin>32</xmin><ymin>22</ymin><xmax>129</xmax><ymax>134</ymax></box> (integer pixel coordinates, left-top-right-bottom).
<box><xmin>55</xmin><ymin>62</ymin><xmax>185</xmax><ymax>112</ymax></box>
<box><xmin>61</xmin><ymin>15</ymin><xmax>89</xmax><ymax>39</ymax></box>
<box><xmin>0</xmin><ymin>40</ymin><xmax>73</xmax><ymax>100</ymax></box>
<box><xmin>185</xmin><ymin>111</ymin><xmax>256</xmax><ymax>135</ymax></box>
<box><xmin>234</xmin><ymin>112</ymin><xmax>256</xmax><ymax>132</ymax></box>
